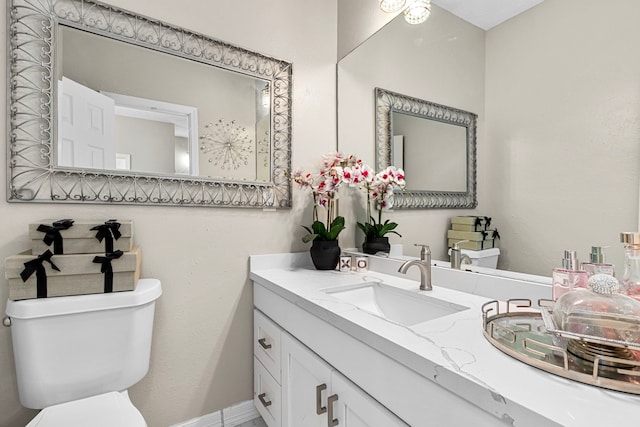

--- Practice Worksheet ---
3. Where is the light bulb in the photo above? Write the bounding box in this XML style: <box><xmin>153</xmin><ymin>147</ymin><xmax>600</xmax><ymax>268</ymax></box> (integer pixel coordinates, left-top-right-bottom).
<box><xmin>404</xmin><ymin>0</ymin><xmax>431</xmax><ymax>24</ymax></box>
<box><xmin>379</xmin><ymin>0</ymin><xmax>406</xmax><ymax>13</ymax></box>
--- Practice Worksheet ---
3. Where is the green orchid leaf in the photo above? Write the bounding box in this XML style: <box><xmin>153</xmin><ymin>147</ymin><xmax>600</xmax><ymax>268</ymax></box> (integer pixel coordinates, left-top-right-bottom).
<box><xmin>311</xmin><ymin>220</ymin><xmax>327</xmax><ymax>236</ymax></box>
<box><xmin>302</xmin><ymin>233</ymin><xmax>318</xmax><ymax>243</ymax></box>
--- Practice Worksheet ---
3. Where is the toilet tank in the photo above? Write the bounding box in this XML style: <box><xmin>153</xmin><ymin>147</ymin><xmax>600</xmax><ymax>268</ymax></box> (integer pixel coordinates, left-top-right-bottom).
<box><xmin>5</xmin><ymin>278</ymin><xmax>162</xmax><ymax>409</ymax></box>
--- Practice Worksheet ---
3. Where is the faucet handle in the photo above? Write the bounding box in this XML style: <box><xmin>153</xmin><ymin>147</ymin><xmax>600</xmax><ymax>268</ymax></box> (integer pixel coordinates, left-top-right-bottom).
<box><xmin>451</xmin><ymin>240</ymin><xmax>469</xmax><ymax>250</ymax></box>
<box><xmin>413</xmin><ymin>244</ymin><xmax>431</xmax><ymax>261</ymax></box>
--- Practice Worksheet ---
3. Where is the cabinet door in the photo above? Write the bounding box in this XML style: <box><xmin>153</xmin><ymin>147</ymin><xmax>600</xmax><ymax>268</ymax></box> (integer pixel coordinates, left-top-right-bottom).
<box><xmin>254</xmin><ymin>357</ymin><xmax>281</xmax><ymax>427</ymax></box>
<box><xmin>281</xmin><ymin>333</ymin><xmax>332</xmax><ymax>427</ymax></box>
<box><xmin>331</xmin><ymin>371</ymin><xmax>409</xmax><ymax>427</ymax></box>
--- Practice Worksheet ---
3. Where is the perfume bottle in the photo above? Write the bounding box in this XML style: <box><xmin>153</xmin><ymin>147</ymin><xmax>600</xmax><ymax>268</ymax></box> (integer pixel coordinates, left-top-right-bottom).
<box><xmin>552</xmin><ymin>250</ymin><xmax>588</xmax><ymax>300</ymax></box>
<box><xmin>580</xmin><ymin>246</ymin><xmax>615</xmax><ymax>277</ymax></box>
<box><xmin>620</xmin><ymin>232</ymin><xmax>640</xmax><ymax>301</ymax></box>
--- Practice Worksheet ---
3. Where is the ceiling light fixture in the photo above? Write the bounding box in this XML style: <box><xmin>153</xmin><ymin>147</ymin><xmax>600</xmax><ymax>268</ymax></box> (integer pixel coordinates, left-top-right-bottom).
<box><xmin>379</xmin><ymin>0</ymin><xmax>406</xmax><ymax>13</ymax></box>
<box><xmin>404</xmin><ymin>0</ymin><xmax>431</xmax><ymax>24</ymax></box>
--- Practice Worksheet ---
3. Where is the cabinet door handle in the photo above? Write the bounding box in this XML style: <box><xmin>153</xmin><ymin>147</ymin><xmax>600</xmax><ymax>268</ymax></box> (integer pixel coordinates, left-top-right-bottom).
<box><xmin>327</xmin><ymin>394</ymin><xmax>339</xmax><ymax>426</ymax></box>
<box><xmin>258</xmin><ymin>338</ymin><xmax>272</xmax><ymax>350</ymax></box>
<box><xmin>258</xmin><ymin>392</ymin><xmax>272</xmax><ymax>408</ymax></box>
<box><xmin>316</xmin><ymin>383</ymin><xmax>327</xmax><ymax>414</ymax></box>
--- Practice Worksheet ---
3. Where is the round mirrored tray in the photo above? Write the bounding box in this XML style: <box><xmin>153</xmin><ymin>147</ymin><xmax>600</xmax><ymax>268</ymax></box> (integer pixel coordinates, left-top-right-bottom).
<box><xmin>482</xmin><ymin>299</ymin><xmax>640</xmax><ymax>394</ymax></box>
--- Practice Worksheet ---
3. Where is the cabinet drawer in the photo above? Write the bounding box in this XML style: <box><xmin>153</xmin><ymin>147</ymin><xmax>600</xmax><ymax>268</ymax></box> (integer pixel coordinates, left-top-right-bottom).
<box><xmin>254</xmin><ymin>309</ymin><xmax>281</xmax><ymax>382</ymax></box>
<box><xmin>254</xmin><ymin>357</ymin><xmax>281</xmax><ymax>427</ymax></box>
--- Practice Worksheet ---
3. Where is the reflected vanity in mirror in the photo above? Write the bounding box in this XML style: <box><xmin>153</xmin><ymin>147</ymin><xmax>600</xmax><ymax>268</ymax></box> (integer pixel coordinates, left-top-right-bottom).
<box><xmin>375</xmin><ymin>88</ymin><xmax>477</xmax><ymax>209</ymax></box>
<box><xmin>8</xmin><ymin>0</ymin><xmax>292</xmax><ymax>207</ymax></box>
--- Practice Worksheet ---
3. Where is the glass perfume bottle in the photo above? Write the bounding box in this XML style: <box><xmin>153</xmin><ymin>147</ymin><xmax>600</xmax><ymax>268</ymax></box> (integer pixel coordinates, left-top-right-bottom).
<box><xmin>552</xmin><ymin>250</ymin><xmax>588</xmax><ymax>300</ymax></box>
<box><xmin>581</xmin><ymin>246</ymin><xmax>615</xmax><ymax>277</ymax></box>
<box><xmin>620</xmin><ymin>232</ymin><xmax>640</xmax><ymax>301</ymax></box>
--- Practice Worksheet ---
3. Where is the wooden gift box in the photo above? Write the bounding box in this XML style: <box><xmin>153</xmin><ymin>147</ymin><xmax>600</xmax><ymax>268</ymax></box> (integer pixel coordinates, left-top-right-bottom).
<box><xmin>5</xmin><ymin>246</ymin><xmax>141</xmax><ymax>301</ymax></box>
<box><xmin>450</xmin><ymin>216</ymin><xmax>492</xmax><ymax>232</ymax></box>
<box><xmin>29</xmin><ymin>219</ymin><xmax>133</xmax><ymax>255</ymax></box>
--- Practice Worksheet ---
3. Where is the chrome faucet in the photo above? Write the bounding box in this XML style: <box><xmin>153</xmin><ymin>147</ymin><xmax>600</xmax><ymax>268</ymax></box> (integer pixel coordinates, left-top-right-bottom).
<box><xmin>398</xmin><ymin>244</ymin><xmax>432</xmax><ymax>291</ymax></box>
<box><xmin>450</xmin><ymin>241</ymin><xmax>472</xmax><ymax>270</ymax></box>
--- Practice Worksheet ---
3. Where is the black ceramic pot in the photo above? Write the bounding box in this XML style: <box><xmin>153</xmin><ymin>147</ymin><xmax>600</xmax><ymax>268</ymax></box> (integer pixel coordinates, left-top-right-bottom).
<box><xmin>362</xmin><ymin>236</ymin><xmax>390</xmax><ymax>255</ymax></box>
<box><xmin>310</xmin><ymin>239</ymin><xmax>341</xmax><ymax>270</ymax></box>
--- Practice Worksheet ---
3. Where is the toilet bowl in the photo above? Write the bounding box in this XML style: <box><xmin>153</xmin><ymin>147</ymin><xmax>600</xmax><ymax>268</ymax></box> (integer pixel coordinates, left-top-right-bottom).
<box><xmin>5</xmin><ymin>279</ymin><xmax>162</xmax><ymax>426</ymax></box>
<box><xmin>26</xmin><ymin>391</ymin><xmax>146</xmax><ymax>427</ymax></box>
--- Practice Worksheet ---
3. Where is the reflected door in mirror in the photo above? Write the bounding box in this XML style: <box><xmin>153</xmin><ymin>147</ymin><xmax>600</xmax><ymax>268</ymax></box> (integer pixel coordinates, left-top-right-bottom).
<box><xmin>57</xmin><ymin>77</ymin><xmax>116</xmax><ymax>169</ymax></box>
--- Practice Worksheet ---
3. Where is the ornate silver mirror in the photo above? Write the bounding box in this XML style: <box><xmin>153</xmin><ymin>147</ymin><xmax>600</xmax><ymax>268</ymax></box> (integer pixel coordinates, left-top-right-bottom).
<box><xmin>8</xmin><ymin>0</ymin><xmax>292</xmax><ymax>207</ymax></box>
<box><xmin>375</xmin><ymin>88</ymin><xmax>477</xmax><ymax>209</ymax></box>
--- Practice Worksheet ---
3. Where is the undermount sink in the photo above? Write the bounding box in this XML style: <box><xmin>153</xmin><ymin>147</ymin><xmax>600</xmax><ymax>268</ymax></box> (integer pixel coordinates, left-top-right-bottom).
<box><xmin>324</xmin><ymin>282</ymin><xmax>469</xmax><ymax>326</ymax></box>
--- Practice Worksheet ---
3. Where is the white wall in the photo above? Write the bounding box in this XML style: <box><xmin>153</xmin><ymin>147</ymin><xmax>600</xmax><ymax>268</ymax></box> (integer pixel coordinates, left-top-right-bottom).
<box><xmin>0</xmin><ymin>1</ymin><xmax>337</xmax><ymax>426</ymax></box>
<box><xmin>115</xmin><ymin>117</ymin><xmax>175</xmax><ymax>174</ymax></box>
<box><xmin>485</xmin><ymin>0</ymin><xmax>640</xmax><ymax>275</ymax></box>
<box><xmin>337</xmin><ymin>0</ymin><xmax>400</xmax><ymax>59</ymax></box>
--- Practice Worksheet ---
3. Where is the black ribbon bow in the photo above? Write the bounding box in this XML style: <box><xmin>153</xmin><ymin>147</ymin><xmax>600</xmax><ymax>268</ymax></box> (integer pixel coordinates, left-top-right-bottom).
<box><xmin>36</xmin><ymin>219</ymin><xmax>75</xmax><ymax>254</ymax></box>
<box><xmin>91</xmin><ymin>220</ymin><xmax>122</xmax><ymax>253</ymax></box>
<box><xmin>92</xmin><ymin>250</ymin><xmax>124</xmax><ymax>293</ymax></box>
<box><xmin>20</xmin><ymin>250</ymin><xmax>60</xmax><ymax>298</ymax></box>
<box><xmin>484</xmin><ymin>216</ymin><xmax>492</xmax><ymax>228</ymax></box>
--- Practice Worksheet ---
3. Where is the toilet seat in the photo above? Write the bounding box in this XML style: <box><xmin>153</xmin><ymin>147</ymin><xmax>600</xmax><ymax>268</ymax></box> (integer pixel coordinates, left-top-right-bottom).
<box><xmin>26</xmin><ymin>391</ymin><xmax>146</xmax><ymax>427</ymax></box>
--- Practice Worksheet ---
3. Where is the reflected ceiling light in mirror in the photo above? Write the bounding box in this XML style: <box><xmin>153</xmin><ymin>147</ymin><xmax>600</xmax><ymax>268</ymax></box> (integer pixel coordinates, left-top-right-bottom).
<box><xmin>404</xmin><ymin>0</ymin><xmax>431</xmax><ymax>24</ymax></box>
<box><xmin>379</xmin><ymin>0</ymin><xmax>406</xmax><ymax>13</ymax></box>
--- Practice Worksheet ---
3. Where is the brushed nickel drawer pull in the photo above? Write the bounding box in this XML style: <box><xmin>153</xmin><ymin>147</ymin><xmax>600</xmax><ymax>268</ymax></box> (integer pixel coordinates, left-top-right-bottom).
<box><xmin>258</xmin><ymin>392</ymin><xmax>272</xmax><ymax>407</ymax></box>
<box><xmin>316</xmin><ymin>383</ymin><xmax>327</xmax><ymax>414</ymax></box>
<box><xmin>258</xmin><ymin>338</ymin><xmax>272</xmax><ymax>350</ymax></box>
<box><xmin>327</xmin><ymin>394</ymin><xmax>339</xmax><ymax>426</ymax></box>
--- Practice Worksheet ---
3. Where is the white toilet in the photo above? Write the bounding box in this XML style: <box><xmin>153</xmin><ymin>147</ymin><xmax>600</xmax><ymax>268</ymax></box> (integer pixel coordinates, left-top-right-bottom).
<box><xmin>4</xmin><ymin>278</ymin><xmax>162</xmax><ymax>427</ymax></box>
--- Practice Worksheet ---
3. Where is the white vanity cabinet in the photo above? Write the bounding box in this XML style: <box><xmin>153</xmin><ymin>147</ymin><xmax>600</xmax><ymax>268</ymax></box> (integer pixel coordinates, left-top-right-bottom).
<box><xmin>254</xmin><ymin>309</ymin><xmax>408</xmax><ymax>427</ymax></box>
<box><xmin>281</xmin><ymin>332</ymin><xmax>408</xmax><ymax>427</ymax></box>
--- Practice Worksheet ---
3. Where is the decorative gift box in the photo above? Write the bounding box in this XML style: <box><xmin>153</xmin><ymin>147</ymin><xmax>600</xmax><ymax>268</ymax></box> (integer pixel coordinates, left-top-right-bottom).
<box><xmin>447</xmin><ymin>229</ymin><xmax>500</xmax><ymax>242</ymax></box>
<box><xmin>450</xmin><ymin>216</ymin><xmax>492</xmax><ymax>232</ymax></box>
<box><xmin>4</xmin><ymin>246</ymin><xmax>141</xmax><ymax>300</ymax></box>
<box><xmin>29</xmin><ymin>219</ymin><xmax>133</xmax><ymax>255</ymax></box>
<box><xmin>448</xmin><ymin>238</ymin><xmax>495</xmax><ymax>251</ymax></box>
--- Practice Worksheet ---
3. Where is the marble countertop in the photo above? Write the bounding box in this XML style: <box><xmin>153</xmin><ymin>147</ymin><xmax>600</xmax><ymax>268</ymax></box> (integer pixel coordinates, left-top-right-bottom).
<box><xmin>250</xmin><ymin>252</ymin><xmax>640</xmax><ymax>426</ymax></box>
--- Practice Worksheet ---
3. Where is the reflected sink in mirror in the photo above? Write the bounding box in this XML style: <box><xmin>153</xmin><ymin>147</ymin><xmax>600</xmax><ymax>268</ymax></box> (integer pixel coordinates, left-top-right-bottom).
<box><xmin>324</xmin><ymin>282</ymin><xmax>468</xmax><ymax>326</ymax></box>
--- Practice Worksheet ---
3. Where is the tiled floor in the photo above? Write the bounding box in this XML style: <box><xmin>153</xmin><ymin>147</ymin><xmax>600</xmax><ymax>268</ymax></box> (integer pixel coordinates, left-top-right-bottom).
<box><xmin>235</xmin><ymin>417</ymin><xmax>267</xmax><ymax>427</ymax></box>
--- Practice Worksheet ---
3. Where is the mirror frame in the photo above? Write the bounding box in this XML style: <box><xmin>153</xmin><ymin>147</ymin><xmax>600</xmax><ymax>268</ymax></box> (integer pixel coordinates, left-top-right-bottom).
<box><xmin>375</xmin><ymin>88</ymin><xmax>477</xmax><ymax>209</ymax></box>
<box><xmin>7</xmin><ymin>0</ymin><xmax>292</xmax><ymax>208</ymax></box>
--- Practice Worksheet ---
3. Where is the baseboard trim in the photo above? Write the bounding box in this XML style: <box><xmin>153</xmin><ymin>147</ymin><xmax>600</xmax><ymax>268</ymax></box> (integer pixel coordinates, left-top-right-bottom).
<box><xmin>170</xmin><ymin>399</ymin><xmax>259</xmax><ymax>427</ymax></box>
<box><xmin>223</xmin><ymin>400</ymin><xmax>260</xmax><ymax>426</ymax></box>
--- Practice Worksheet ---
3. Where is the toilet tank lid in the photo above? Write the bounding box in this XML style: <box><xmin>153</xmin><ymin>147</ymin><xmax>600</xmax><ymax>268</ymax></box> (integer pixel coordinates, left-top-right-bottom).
<box><xmin>5</xmin><ymin>278</ymin><xmax>162</xmax><ymax>319</ymax></box>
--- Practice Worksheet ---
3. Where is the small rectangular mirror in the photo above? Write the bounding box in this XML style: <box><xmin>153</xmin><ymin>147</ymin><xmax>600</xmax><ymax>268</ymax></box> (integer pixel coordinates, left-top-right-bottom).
<box><xmin>376</xmin><ymin>88</ymin><xmax>477</xmax><ymax>209</ymax></box>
